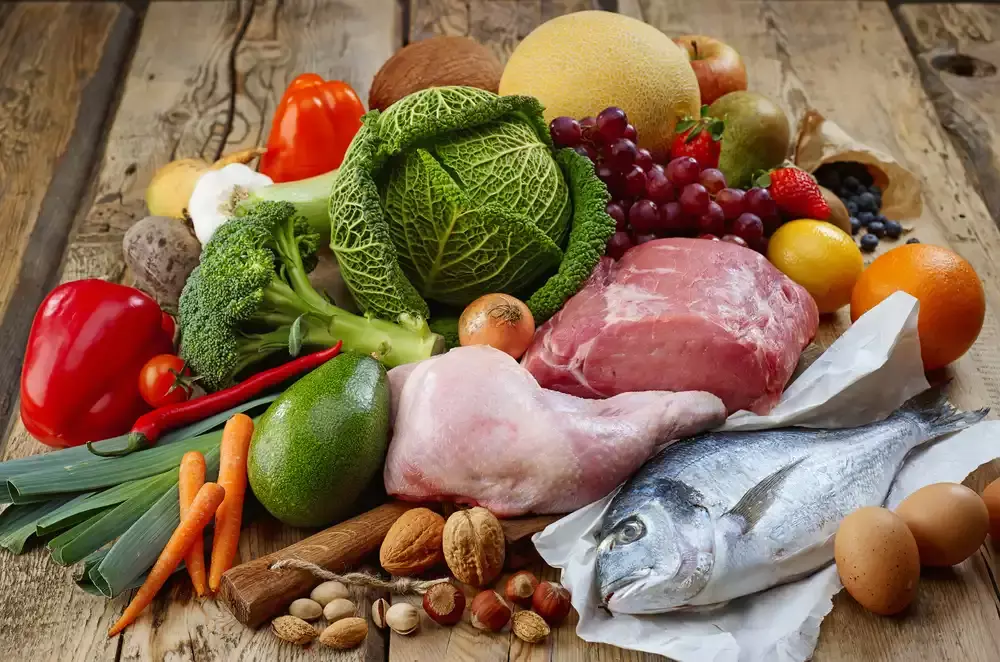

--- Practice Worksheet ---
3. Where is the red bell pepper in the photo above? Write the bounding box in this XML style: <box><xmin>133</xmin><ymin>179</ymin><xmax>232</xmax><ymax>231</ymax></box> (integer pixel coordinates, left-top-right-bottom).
<box><xmin>20</xmin><ymin>280</ymin><xmax>175</xmax><ymax>448</ymax></box>
<box><xmin>259</xmin><ymin>73</ymin><xmax>365</xmax><ymax>183</ymax></box>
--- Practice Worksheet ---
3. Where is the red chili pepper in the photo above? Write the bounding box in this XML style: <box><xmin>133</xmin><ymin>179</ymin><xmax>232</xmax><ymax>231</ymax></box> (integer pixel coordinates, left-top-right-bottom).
<box><xmin>88</xmin><ymin>341</ymin><xmax>343</xmax><ymax>457</ymax></box>
<box><xmin>20</xmin><ymin>280</ymin><xmax>175</xmax><ymax>448</ymax></box>
<box><xmin>258</xmin><ymin>73</ymin><xmax>365</xmax><ymax>183</ymax></box>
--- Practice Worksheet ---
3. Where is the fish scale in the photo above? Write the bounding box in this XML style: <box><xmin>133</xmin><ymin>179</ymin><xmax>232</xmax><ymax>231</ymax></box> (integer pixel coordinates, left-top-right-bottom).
<box><xmin>596</xmin><ymin>387</ymin><xmax>987</xmax><ymax>614</ymax></box>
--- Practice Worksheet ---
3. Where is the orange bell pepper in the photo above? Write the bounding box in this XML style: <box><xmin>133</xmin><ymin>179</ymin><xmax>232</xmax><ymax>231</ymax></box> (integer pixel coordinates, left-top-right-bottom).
<box><xmin>259</xmin><ymin>74</ymin><xmax>365</xmax><ymax>183</ymax></box>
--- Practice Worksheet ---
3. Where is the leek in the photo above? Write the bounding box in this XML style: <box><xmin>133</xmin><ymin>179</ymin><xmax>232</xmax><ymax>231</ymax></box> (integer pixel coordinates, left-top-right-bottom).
<box><xmin>0</xmin><ymin>497</ymin><xmax>74</xmax><ymax>553</ymax></box>
<box><xmin>36</xmin><ymin>474</ymin><xmax>165</xmax><ymax>536</ymax></box>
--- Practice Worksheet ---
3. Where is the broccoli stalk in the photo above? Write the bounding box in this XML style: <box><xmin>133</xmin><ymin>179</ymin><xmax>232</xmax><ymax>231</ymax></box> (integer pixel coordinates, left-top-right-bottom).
<box><xmin>179</xmin><ymin>200</ymin><xmax>443</xmax><ymax>390</ymax></box>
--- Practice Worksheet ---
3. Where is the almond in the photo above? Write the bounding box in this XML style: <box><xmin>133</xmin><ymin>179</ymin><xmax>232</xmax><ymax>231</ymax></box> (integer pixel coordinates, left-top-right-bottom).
<box><xmin>380</xmin><ymin>507</ymin><xmax>446</xmax><ymax>576</ymax></box>
<box><xmin>271</xmin><ymin>615</ymin><xmax>317</xmax><ymax>645</ymax></box>
<box><xmin>319</xmin><ymin>617</ymin><xmax>368</xmax><ymax>649</ymax></box>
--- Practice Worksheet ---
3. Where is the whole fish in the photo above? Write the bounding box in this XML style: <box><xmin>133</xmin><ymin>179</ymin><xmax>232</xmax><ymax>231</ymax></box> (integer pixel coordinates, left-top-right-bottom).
<box><xmin>596</xmin><ymin>388</ymin><xmax>987</xmax><ymax>614</ymax></box>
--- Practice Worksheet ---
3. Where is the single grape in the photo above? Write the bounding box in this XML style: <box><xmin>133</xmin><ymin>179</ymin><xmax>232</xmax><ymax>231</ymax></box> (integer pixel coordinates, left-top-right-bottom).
<box><xmin>632</xmin><ymin>232</ymin><xmax>658</xmax><ymax>245</ymax></box>
<box><xmin>622</xmin><ymin>165</ymin><xmax>647</xmax><ymax>198</ymax></box>
<box><xmin>731</xmin><ymin>213</ymin><xmax>764</xmax><ymax>242</ymax></box>
<box><xmin>698</xmin><ymin>168</ymin><xmax>727</xmax><ymax>195</ymax></box>
<box><xmin>748</xmin><ymin>235</ymin><xmax>769</xmax><ymax>254</ymax></box>
<box><xmin>635</xmin><ymin>148</ymin><xmax>654</xmax><ymax>172</ymax></box>
<box><xmin>617</xmin><ymin>198</ymin><xmax>633</xmax><ymax>217</ymax></box>
<box><xmin>721</xmin><ymin>234</ymin><xmax>748</xmax><ymax>247</ymax></box>
<box><xmin>715</xmin><ymin>188</ymin><xmax>746</xmax><ymax>220</ymax></box>
<box><xmin>645</xmin><ymin>168</ymin><xmax>674</xmax><ymax>204</ymax></box>
<box><xmin>666</xmin><ymin>157</ymin><xmax>701</xmax><ymax>187</ymax></box>
<box><xmin>606</xmin><ymin>202</ymin><xmax>627</xmax><ymax>231</ymax></box>
<box><xmin>696</xmin><ymin>201</ymin><xmax>725</xmax><ymax>236</ymax></box>
<box><xmin>744</xmin><ymin>187</ymin><xmax>777</xmax><ymax>219</ymax></box>
<box><xmin>698</xmin><ymin>234</ymin><xmax>721</xmax><ymax>241</ymax></box>
<box><xmin>596</xmin><ymin>165</ymin><xmax>615</xmax><ymax>183</ymax></box>
<box><xmin>679</xmin><ymin>183</ymin><xmax>710</xmax><ymax>217</ymax></box>
<box><xmin>580</xmin><ymin>116</ymin><xmax>597</xmax><ymax>143</ymax></box>
<box><xmin>606</xmin><ymin>231</ymin><xmax>633</xmax><ymax>260</ymax></box>
<box><xmin>597</xmin><ymin>107</ymin><xmax>629</xmax><ymax>144</ymax></box>
<box><xmin>605</xmin><ymin>138</ymin><xmax>638</xmax><ymax>171</ymax></box>
<box><xmin>629</xmin><ymin>199</ymin><xmax>659</xmax><ymax>234</ymax></box>
<box><xmin>573</xmin><ymin>144</ymin><xmax>598</xmax><ymax>161</ymax></box>
<box><xmin>549</xmin><ymin>117</ymin><xmax>582</xmax><ymax>147</ymax></box>
<box><xmin>623</xmin><ymin>124</ymin><xmax>638</xmax><ymax>142</ymax></box>
<box><xmin>659</xmin><ymin>201</ymin><xmax>686</xmax><ymax>232</ymax></box>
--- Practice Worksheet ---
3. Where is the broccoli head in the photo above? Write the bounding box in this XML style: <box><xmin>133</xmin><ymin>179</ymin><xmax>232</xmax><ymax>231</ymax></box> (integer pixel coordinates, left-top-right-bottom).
<box><xmin>179</xmin><ymin>200</ymin><xmax>443</xmax><ymax>390</ymax></box>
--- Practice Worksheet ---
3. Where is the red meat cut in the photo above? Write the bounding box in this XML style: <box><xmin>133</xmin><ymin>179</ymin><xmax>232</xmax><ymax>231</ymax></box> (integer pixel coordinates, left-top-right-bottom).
<box><xmin>522</xmin><ymin>238</ymin><xmax>819</xmax><ymax>414</ymax></box>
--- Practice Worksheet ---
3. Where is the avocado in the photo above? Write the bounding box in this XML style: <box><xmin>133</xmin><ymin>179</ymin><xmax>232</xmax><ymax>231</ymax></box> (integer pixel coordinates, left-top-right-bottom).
<box><xmin>248</xmin><ymin>352</ymin><xmax>390</xmax><ymax>528</ymax></box>
<box><xmin>709</xmin><ymin>91</ymin><xmax>791</xmax><ymax>188</ymax></box>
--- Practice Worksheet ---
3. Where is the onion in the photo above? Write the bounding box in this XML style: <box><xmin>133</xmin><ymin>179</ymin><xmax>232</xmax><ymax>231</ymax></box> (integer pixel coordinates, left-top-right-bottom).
<box><xmin>459</xmin><ymin>294</ymin><xmax>535</xmax><ymax>359</ymax></box>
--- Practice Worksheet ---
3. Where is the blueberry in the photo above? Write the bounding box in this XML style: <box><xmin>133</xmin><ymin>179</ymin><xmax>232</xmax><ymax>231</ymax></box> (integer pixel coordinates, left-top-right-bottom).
<box><xmin>857</xmin><ymin>210</ymin><xmax>875</xmax><ymax>225</ymax></box>
<box><xmin>857</xmin><ymin>191</ymin><xmax>877</xmax><ymax>212</ymax></box>
<box><xmin>850</xmin><ymin>217</ymin><xmax>861</xmax><ymax>235</ymax></box>
<box><xmin>843</xmin><ymin>176</ymin><xmax>860</xmax><ymax>192</ymax></box>
<box><xmin>846</xmin><ymin>200</ymin><xmax>859</xmax><ymax>215</ymax></box>
<box><xmin>884</xmin><ymin>220</ymin><xmax>902</xmax><ymax>239</ymax></box>
<box><xmin>860</xmin><ymin>233</ymin><xmax>879</xmax><ymax>252</ymax></box>
<box><xmin>868</xmin><ymin>220</ymin><xmax>886</xmax><ymax>238</ymax></box>
<box><xmin>906</xmin><ymin>237</ymin><xmax>920</xmax><ymax>244</ymax></box>
<box><xmin>874</xmin><ymin>213</ymin><xmax>887</xmax><ymax>224</ymax></box>
<box><xmin>869</xmin><ymin>184</ymin><xmax>882</xmax><ymax>195</ymax></box>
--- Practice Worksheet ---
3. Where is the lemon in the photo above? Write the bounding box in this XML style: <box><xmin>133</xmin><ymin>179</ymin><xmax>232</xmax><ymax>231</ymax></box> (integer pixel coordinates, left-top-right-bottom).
<box><xmin>767</xmin><ymin>219</ymin><xmax>864</xmax><ymax>314</ymax></box>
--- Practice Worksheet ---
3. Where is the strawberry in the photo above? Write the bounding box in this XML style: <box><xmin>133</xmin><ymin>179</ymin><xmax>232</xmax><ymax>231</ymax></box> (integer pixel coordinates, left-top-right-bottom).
<box><xmin>670</xmin><ymin>106</ymin><xmax>724</xmax><ymax>169</ymax></box>
<box><xmin>757</xmin><ymin>166</ymin><xmax>830</xmax><ymax>220</ymax></box>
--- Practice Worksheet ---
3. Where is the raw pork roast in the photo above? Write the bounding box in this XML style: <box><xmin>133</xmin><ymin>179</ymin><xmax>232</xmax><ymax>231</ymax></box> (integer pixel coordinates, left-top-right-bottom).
<box><xmin>384</xmin><ymin>346</ymin><xmax>726</xmax><ymax>516</ymax></box>
<box><xmin>522</xmin><ymin>238</ymin><xmax>819</xmax><ymax>414</ymax></box>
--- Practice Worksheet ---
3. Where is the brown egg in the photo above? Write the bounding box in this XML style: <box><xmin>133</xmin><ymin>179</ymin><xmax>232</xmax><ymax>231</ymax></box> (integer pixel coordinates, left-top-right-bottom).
<box><xmin>983</xmin><ymin>478</ymin><xmax>1000</xmax><ymax>541</ymax></box>
<box><xmin>895</xmin><ymin>482</ymin><xmax>988</xmax><ymax>567</ymax></box>
<box><xmin>835</xmin><ymin>506</ymin><xmax>920</xmax><ymax>615</ymax></box>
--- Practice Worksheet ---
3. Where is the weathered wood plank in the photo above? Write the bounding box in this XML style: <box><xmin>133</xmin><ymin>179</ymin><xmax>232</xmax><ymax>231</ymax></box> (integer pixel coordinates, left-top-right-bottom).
<box><xmin>895</xmin><ymin>4</ymin><xmax>1000</xmax><ymax>228</ymax></box>
<box><xmin>0</xmin><ymin>1</ymin><xmax>140</xmax><ymax>448</ymax></box>
<box><xmin>621</xmin><ymin>1</ymin><xmax>1000</xmax><ymax>660</ymax></box>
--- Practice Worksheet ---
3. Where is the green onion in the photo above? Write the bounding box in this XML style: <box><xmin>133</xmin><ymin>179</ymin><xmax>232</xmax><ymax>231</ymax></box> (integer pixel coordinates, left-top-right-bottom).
<box><xmin>0</xmin><ymin>393</ymin><xmax>278</xmax><ymax>504</ymax></box>
<box><xmin>90</xmin><ymin>446</ymin><xmax>220</xmax><ymax>597</ymax></box>
<box><xmin>0</xmin><ymin>497</ymin><xmax>76</xmax><ymax>553</ymax></box>
<box><xmin>47</xmin><ymin>470</ymin><xmax>177</xmax><ymax>566</ymax></box>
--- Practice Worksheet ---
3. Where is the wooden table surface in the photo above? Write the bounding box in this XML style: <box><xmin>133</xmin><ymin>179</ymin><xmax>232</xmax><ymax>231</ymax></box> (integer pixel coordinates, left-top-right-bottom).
<box><xmin>3</xmin><ymin>1</ymin><xmax>1000</xmax><ymax>660</ymax></box>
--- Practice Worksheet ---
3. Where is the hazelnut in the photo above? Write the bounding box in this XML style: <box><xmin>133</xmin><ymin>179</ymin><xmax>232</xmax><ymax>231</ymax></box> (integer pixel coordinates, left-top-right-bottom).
<box><xmin>470</xmin><ymin>590</ymin><xmax>511</xmax><ymax>632</ymax></box>
<box><xmin>271</xmin><ymin>615</ymin><xmax>317</xmax><ymax>645</ymax></box>
<box><xmin>504</xmin><ymin>570</ymin><xmax>539</xmax><ymax>607</ymax></box>
<box><xmin>422</xmin><ymin>581</ymin><xmax>466</xmax><ymax>626</ymax></box>
<box><xmin>371</xmin><ymin>598</ymin><xmax>389</xmax><ymax>629</ymax></box>
<box><xmin>532</xmin><ymin>582</ymin><xmax>572</xmax><ymax>625</ymax></box>
<box><xmin>319</xmin><ymin>617</ymin><xmax>368</xmax><ymax>649</ymax></box>
<box><xmin>310</xmin><ymin>580</ymin><xmax>350</xmax><ymax>606</ymax></box>
<box><xmin>512</xmin><ymin>610</ymin><xmax>550</xmax><ymax>644</ymax></box>
<box><xmin>386</xmin><ymin>602</ymin><xmax>421</xmax><ymax>635</ymax></box>
<box><xmin>323</xmin><ymin>598</ymin><xmax>356</xmax><ymax>622</ymax></box>
<box><xmin>442</xmin><ymin>507</ymin><xmax>506</xmax><ymax>587</ymax></box>
<box><xmin>288</xmin><ymin>597</ymin><xmax>323</xmax><ymax>621</ymax></box>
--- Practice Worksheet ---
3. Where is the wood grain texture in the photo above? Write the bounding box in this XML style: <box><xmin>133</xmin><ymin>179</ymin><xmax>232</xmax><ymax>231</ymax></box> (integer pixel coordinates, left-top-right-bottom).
<box><xmin>624</xmin><ymin>1</ymin><xmax>1000</xmax><ymax>660</ymax></box>
<box><xmin>896</xmin><ymin>4</ymin><xmax>1000</xmax><ymax>227</ymax></box>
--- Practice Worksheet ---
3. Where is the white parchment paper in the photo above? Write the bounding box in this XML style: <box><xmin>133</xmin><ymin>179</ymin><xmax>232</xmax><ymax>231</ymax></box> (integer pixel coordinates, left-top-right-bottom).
<box><xmin>533</xmin><ymin>292</ymin><xmax>1000</xmax><ymax>662</ymax></box>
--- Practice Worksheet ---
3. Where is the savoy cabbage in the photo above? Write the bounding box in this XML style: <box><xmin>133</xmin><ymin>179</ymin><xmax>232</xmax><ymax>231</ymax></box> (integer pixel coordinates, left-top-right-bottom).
<box><xmin>328</xmin><ymin>86</ymin><xmax>614</xmax><ymax>328</ymax></box>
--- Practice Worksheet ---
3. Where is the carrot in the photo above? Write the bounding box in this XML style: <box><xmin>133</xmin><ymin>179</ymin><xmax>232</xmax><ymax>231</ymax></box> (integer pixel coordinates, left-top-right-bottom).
<box><xmin>179</xmin><ymin>451</ymin><xmax>208</xmax><ymax>596</ymax></box>
<box><xmin>108</xmin><ymin>482</ymin><xmax>225</xmax><ymax>637</ymax></box>
<box><xmin>208</xmin><ymin>413</ymin><xmax>254</xmax><ymax>592</ymax></box>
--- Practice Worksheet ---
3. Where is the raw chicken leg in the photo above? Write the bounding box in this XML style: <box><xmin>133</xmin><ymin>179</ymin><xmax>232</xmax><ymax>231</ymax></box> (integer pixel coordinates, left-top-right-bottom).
<box><xmin>384</xmin><ymin>346</ymin><xmax>727</xmax><ymax>516</ymax></box>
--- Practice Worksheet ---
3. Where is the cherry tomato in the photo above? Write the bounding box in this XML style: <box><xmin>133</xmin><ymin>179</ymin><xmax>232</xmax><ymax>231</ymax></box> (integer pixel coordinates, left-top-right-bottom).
<box><xmin>138</xmin><ymin>354</ymin><xmax>194</xmax><ymax>408</ymax></box>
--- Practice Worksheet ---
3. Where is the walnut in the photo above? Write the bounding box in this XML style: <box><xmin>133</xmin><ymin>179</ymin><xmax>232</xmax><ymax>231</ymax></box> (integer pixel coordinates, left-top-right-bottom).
<box><xmin>442</xmin><ymin>507</ymin><xmax>505</xmax><ymax>587</ymax></box>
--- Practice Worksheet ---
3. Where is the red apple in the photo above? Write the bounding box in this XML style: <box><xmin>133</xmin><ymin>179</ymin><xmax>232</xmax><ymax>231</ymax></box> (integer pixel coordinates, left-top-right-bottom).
<box><xmin>674</xmin><ymin>35</ymin><xmax>748</xmax><ymax>106</ymax></box>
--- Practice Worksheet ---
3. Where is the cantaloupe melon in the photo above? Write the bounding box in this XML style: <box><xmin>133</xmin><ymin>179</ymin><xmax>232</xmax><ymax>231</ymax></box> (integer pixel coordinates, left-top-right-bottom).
<box><xmin>499</xmin><ymin>11</ymin><xmax>700</xmax><ymax>156</ymax></box>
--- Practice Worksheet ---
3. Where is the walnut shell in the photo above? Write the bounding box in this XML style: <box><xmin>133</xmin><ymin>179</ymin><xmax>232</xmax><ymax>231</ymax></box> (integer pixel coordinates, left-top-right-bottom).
<box><xmin>442</xmin><ymin>507</ymin><xmax>505</xmax><ymax>587</ymax></box>
<box><xmin>380</xmin><ymin>507</ymin><xmax>446</xmax><ymax>576</ymax></box>
<box><xmin>369</xmin><ymin>36</ymin><xmax>503</xmax><ymax>112</ymax></box>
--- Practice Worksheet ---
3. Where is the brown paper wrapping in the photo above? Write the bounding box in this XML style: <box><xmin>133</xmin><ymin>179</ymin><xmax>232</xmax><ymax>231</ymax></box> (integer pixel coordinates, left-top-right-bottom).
<box><xmin>793</xmin><ymin>109</ymin><xmax>922</xmax><ymax>220</ymax></box>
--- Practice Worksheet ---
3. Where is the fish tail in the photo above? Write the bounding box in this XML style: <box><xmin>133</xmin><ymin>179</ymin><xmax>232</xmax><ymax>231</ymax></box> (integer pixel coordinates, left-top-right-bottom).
<box><xmin>901</xmin><ymin>384</ymin><xmax>988</xmax><ymax>438</ymax></box>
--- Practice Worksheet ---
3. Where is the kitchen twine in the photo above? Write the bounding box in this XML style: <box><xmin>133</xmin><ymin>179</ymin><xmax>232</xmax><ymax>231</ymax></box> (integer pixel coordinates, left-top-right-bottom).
<box><xmin>268</xmin><ymin>558</ymin><xmax>451</xmax><ymax>595</ymax></box>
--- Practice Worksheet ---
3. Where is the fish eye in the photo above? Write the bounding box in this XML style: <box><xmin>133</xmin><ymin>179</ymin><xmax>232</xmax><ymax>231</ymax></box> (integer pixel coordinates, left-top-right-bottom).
<box><xmin>615</xmin><ymin>517</ymin><xmax>645</xmax><ymax>544</ymax></box>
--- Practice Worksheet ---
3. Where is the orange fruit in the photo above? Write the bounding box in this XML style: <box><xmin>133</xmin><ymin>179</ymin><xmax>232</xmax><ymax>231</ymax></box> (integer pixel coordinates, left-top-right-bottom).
<box><xmin>850</xmin><ymin>244</ymin><xmax>985</xmax><ymax>370</ymax></box>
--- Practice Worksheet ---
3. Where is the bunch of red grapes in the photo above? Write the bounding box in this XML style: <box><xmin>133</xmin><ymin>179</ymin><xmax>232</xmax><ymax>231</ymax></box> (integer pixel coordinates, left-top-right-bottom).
<box><xmin>549</xmin><ymin>106</ymin><xmax>780</xmax><ymax>260</ymax></box>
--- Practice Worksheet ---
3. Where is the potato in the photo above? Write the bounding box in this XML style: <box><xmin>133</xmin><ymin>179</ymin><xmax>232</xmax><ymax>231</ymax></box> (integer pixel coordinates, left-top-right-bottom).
<box><xmin>123</xmin><ymin>216</ymin><xmax>201</xmax><ymax>313</ymax></box>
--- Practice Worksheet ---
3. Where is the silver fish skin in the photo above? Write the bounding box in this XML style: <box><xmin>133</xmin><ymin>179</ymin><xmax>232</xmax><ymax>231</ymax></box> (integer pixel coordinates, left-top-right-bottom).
<box><xmin>595</xmin><ymin>389</ymin><xmax>987</xmax><ymax>615</ymax></box>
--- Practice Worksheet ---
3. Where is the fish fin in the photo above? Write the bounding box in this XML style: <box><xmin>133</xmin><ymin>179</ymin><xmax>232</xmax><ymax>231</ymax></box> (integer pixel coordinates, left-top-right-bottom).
<box><xmin>901</xmin><ymin>384</ymin><xmax>988</xmax><ymax>439</ymax></box>
<box><xmin>724</xmin><ymin>457</ymin><xmax>806</xmax><ymax>534</ymax></box>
